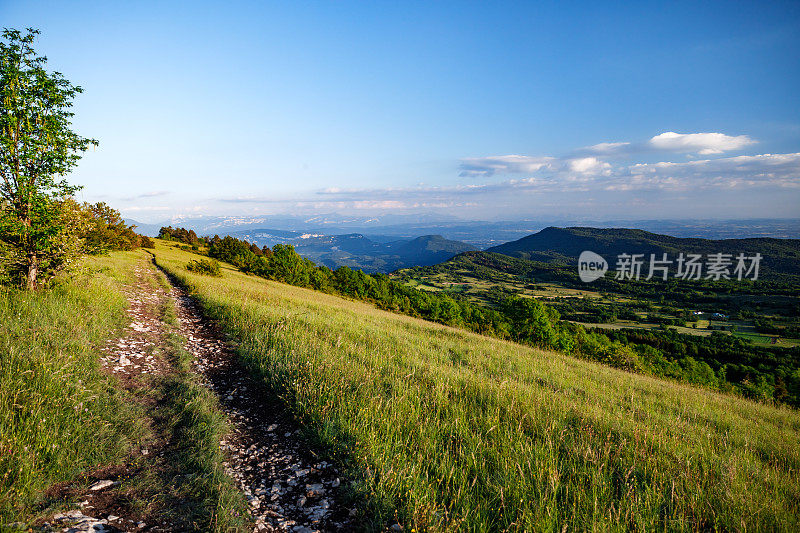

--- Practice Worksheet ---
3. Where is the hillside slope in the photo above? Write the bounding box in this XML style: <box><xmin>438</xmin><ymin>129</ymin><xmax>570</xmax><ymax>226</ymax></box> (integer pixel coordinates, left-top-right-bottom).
<box><xmin>154</xmin><ymin>243</ymin><xmax>800</xmax><ymax>531</ymax></box>
<box><xmin>488</xmin><ymin>226</ymin><xmax>800</xmax><ymax>278</ymax></box>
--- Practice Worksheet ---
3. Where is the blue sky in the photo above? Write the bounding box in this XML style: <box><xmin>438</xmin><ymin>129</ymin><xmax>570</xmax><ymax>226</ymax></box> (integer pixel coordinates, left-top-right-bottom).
<box><xmin>2</xmin><ymin>0</ymin><xmax>799</xmax><ymax>222</ymax></box>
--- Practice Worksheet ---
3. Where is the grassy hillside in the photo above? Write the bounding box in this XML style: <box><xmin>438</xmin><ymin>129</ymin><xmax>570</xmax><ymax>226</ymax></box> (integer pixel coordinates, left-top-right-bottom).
<box><xmin>395</xmin><ymin>251</ymin><xmax>800</xmax><ymax>406</ymax></box>
<box><xmin>154</xmin><ymin>242</ymin><xmax>800</xmax><ymax>531</ymax></box>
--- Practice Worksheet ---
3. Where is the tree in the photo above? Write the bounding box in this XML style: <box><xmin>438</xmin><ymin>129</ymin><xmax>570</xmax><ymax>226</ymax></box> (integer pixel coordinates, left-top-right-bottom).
<box><xmin>80</xmin><ymin>202</ymin><xmax>141</xmax><ymax>254</ymax></box>
<box><xmin>0</xmin><ymin>29</ymin><xmax>97</xmax><ymax>289</ymax></box>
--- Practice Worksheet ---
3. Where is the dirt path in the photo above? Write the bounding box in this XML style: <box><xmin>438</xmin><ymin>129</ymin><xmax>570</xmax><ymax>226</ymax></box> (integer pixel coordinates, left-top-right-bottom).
<box><xmin>47</xmin><ymin>262</ymin><xmax>177</xmax><ymax>532</ymax></box>
<box><xmin>168</xmin><ymin>279</ymin><xmax>354</xmax><ymax>532</ymax></box>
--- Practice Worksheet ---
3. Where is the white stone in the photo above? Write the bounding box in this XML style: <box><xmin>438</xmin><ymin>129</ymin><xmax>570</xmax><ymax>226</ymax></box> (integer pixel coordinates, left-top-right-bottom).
<box><xmin>88</xmin><ymin>480</ymin><xmax>118</xmax><ymax>491</ymax></box>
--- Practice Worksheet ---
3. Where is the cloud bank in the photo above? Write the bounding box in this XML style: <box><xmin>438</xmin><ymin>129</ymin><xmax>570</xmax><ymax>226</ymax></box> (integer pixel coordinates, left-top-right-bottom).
<box><xmin>319</xmin><ymin>132</ymin><xmax>799</xmax><ymax>217</ymax></box>
<box><xmin>120</xmin><ymin>130</ymin><xmax>800</xmax><ymax>220</ymax></box>
<box><xmin>647</xmin><ymin>132</ymin><xmax>756</xmax><ymax>155</ymax></box>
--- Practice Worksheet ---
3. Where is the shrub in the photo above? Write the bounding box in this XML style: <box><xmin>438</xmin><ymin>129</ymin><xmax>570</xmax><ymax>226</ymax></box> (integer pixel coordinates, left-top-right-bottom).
<box><xmin>186</xmin><ymin>259</ymin><xmax>221</xmax><ymax>277</ymax></box>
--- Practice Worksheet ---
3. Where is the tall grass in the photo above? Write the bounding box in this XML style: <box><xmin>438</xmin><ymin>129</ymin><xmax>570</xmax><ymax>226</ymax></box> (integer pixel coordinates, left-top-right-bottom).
<box><xmin>0</xmin><ymin>256</ymin><xmax>139</xmax><ymax>522</ymax></box>
<box><xmin>156</xmin><ymin>243</ymin><xmax>800</xmax><ymax>532</ymax></box>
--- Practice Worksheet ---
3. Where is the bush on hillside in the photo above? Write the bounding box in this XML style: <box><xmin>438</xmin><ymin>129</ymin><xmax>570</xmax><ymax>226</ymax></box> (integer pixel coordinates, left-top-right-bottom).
<box><xmin>186</xmin><ymin>259</ymin><xmax>222</xmax><ymax>277</ymax></box>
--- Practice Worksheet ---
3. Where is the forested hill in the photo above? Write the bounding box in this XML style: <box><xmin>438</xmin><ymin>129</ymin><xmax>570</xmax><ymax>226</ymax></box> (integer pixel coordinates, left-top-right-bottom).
<box><xmin>487</xmin><ymin>226</ymin><xmax>800</xmax><ymax>278</ymax></box>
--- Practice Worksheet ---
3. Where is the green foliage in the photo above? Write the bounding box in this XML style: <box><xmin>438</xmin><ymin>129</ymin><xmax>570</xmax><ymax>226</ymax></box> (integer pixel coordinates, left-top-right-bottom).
<box><xmin>158</xmin><ymin>226</ymin><xmax>200</xmax><ymax>245</ymax></box>
<box><xmin>186</xmin><ymin>258</ymin><xmax>222</xmax><ymax>277</ymax></box>
<box><xmin>0</xmin><ymin>28</ymin><xmax>98</xmax><ymax>289</ymax></box>
<box><xmin>0</xmin><ymin>198</ymin><xmax>150</xmax><ymax>285</ymax></box>
<box><xmin>0</xmin><ymin>197</ymin><xmax>86</xmax><ymax>288</ymax></box>
<box><xmin>80</xmin><ymin>202</ymin><xmax>143</xmax><ymax>254</ymax></box>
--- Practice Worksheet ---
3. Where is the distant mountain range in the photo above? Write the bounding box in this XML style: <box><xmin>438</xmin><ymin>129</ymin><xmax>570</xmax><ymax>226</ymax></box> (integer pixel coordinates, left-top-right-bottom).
<box><xmin>125</xmin><ymin>215</ymin><xmax>800</xmax><ymax>245</ymax></box>
<box><xmin>487</xmin><ymin>227</ymin><xmax>800</xmax><ymax>278</ymax></box>
<box><xmin>126</xmin><ymin>215</ymin><xmax>800</xmax><ymax>275</ymax></box>
<box><xmin>232</xmin><ymin>230</ymin><xmax>476</xmax><ymax>273</ymax></box>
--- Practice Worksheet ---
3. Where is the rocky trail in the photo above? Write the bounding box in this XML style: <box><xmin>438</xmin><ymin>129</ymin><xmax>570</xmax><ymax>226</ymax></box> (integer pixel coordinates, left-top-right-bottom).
<box><xmin>168</xmin><ymin>276</ymin><xmax>354</xmax><ymax>532</ymax></box>
<box><xmin>43</xmin><ymin>258</ymin><xmax>354</xmax><ymax>532</ymax></box>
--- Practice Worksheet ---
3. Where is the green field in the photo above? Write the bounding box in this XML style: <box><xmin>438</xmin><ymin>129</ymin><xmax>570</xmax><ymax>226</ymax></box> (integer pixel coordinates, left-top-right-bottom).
<box><xmin>154</xmin><ymin>243</ymin><xmax>800</xmax><ymax>531</ymax></box>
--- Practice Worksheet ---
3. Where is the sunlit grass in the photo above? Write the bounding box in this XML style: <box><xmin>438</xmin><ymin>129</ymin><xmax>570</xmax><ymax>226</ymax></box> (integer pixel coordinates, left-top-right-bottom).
<box><xmin>154</xmin><ymin>242</ymin><xmax>800</xmax><ymax>531</ymax></box>
<box><xmin>0</xmin><ymin>254</ymin><xmax>140</xmax><ymax>522</ymax></box>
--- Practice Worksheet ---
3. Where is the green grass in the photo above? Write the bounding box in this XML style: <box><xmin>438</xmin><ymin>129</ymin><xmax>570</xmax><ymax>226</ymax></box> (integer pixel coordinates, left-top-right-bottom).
<box><xmin>154</xmin><ymin>243</ymin><xmax>800</xmax><ymax>532</ymax></box>
<box><xmin>0</xmin><ymin>255</ymin><xmax>140</xmax><ymax>522</ymax></box>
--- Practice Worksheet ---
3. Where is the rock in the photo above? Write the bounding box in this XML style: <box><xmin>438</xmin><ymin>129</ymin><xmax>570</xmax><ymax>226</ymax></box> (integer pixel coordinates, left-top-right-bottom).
<box><xmin>306</xmin><ymin>484</ymin><xmax>325</xmax><ymax>497</ymax></box>
<box><xmin>390</xmin><ymin>524</ymin><xmax>403</xmax><ymax>532</ymax></box>
<box><xmin>89</xmin><ymin>479</ymin><xmax>118</xmax><ymax>491</ymax></box>
<box><xmin>331</xmin><ymin>478</ymin><xmax>340</xmax><ymax>488</ymax></box>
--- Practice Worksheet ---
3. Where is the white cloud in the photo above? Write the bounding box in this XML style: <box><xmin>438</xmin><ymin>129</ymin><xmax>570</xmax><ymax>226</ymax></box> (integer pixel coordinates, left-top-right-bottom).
<box><xmin>138</xmin><ymin>190</ymin><xmax>170</xmax><ymax>198</ymax></box>
<box><xmin>585</xmin><ymin>141</ymin><xmax>630</xmax><ymax>153</ymax></box>
<box><xmin>458</xmin><ymin>131</ymin><xmax>764</xmax><ymax>184</ymax></box>
<box><xmin>568</xmin><ymin>157</ymin><xmax>611</xmax><ymax>174</ymax></box>
<box><xmin>210</xmin><ymin>132</ymin><xmax>795</xmax><ymax>218</ymax></box>
<box><xmin>459</xmin><ymin>155</ymin><xmax>554</xmax><ymax>177</ymax></box>
<box><xmin>648</xmin><ymin>131</ymin><xmax>756</xmax><ymax>155</ymax></box>
<box><xmin>624</xmin><ymin>152</ymin><xmax>800</xmax><ymax>190</ymax></box>
<box><xmin>312</xmin><ymin>153</ymin><xmax>800</xmax><ymax>204</ymax></box>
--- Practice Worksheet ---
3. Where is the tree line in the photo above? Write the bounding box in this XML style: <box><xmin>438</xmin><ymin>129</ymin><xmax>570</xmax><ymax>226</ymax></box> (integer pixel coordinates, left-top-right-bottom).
<box><xmin>0</xmin><ymin>199</ymin><xmax>153</xmax><ymax>287</ymax></box>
